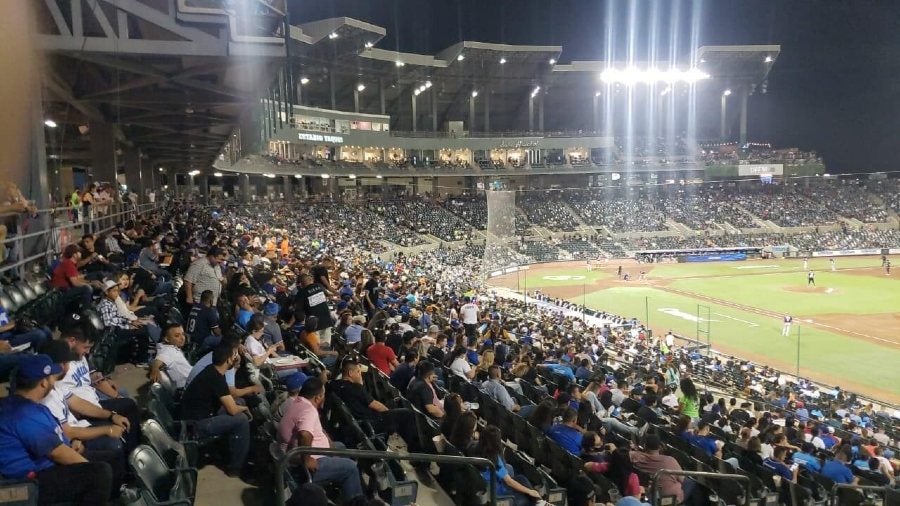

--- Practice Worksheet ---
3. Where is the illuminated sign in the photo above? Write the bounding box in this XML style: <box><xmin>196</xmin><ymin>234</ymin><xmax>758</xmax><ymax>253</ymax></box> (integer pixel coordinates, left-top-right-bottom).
<box><xmin>738</xmin><ymin>164</ymin><xmax>783</xmax><ymax>176</ymax></box>
<box><xmin>298</xmin><ymin>132</ymin><xmax>344</xmax><ymax>144</ymax></box>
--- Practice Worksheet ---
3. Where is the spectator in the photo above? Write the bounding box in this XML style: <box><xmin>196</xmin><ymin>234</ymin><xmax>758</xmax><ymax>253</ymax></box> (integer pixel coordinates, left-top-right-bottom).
<box><xmin>0</xmin><ymin>302</ymin><xmax>51</xmax><ymax>350</ymax></box>
<box><xmin>366</xmin><ymin>331</ymin><xmax>398</xmax><ymax>375</ymax></box>
<box><xmin>186</xmin><ymin>290</ymin><xmax>222</xmax><ymax>352</ymax></box>
<box><xmin>630</xmin><ymin>434</ymin><xmax>686</xmax><ymax>503</ymax></box>
<box><xmin>183</xmin><ymin>247</ymin><xmax>225</xmax><ymax>305</ymax></box>
<box><xmin>0</xmin><ymin>354</ymin><xmax>113</xmax><ymax>505</ymax></box>
<box><xmin>148</xmin><ymin>323</ymin><xmax>192</xmax><ymax>389</ymax></box>
<box><xmin>547</xmin><ymin>407</ymin><xmax>583</xmax><ymax>455</ymax></box>
<box><xmin>482</xmin><ymin>365</ymin><xmax>520</xmax><ymax>412</ymax></box>
<box><xmin>279</xmin><ymin>378</ymin><xmax>364</xmax><ymax>502</ymax></box>
<box><xmin>179</xmin><ymin>341</ymin><xmax>250</xmax><ymax>477</ymax></box>
<box><xmin>97</xmin><ymin>280</ymin><xmax>159</xmax><ymax>365</ymax></box>
<box><xmin>471</xmin><ymin>425</ymin><xmax>542</xmax><ymax>506</ymax></box>
<box><xmin>407</xmin><ymin>361</ymin><xmax>444</xmax><ymax>419</ymax></box>
<box><xmin>51</xmin><ymin>244</ymin><xmax>101</xmax><ymax>309</ymax></box>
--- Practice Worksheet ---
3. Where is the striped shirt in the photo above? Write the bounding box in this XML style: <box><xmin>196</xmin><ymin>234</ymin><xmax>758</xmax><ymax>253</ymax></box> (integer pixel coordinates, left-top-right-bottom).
<box><xmin>184</xmin><ymin>258</ymin><xmax>223</xmax><ymax>304</ymax></box>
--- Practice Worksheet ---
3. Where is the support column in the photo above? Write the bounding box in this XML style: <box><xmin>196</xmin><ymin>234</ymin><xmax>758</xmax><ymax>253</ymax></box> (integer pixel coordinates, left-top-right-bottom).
<box><xmin>411</xmin><ymin>92</ymin><xmax>418</xmax><ymax>132</ymax></box>
<box><xmin>739</xmin><ymin>88</ymin><xmax>749</xmax><ymax>145</ymax></box>
<box><xmin>431</xmin><ymin>88</ymin><xmax>438</xmax><ymax>131</ymax></box>
<box><xmin>538</xmin><ymin>95</ymin><xmax>544</xmax><ymax>132</ymax></box>
<box><xmin>379</xmin><ymin>79</ymin><xmax>386</xmax><ymax>115</ymax></box>
<box><xmin>720</xmin><ymin>94</ymin><xmax>728</xmax><ymax>140</ymax></box>
<box><xmin>528</xmin><ymin>95</ymin><xmax>535</xmax><ymax>131</ymax></box>
<box><xmin>329</xmin><ymin>70</ymin><xmax>336</xmax><ymax>110</ymax></box>
<box><xmin>239</xmin><ymin>174</ymin><xmax>251</xmax><ymax>203</ymax></box>
<box><xmin>469</xmin><ymin>94</ymin><xmax>477</xmax><ymax>133</ymax></box>
<box><xmin>592</xmin><ymin>93</ymin><xmax>601</xmax><ymax>132</ymax></box>
<box><xmin>123</xmin><ymin>149</ymin><xmax>141</xmax><ymax>200</ymax></box>
<box><xmin>89</xmin><ymin>121</ymin><xmax>117</xmax><ymax>185</ymax></box>
<box><xmin>483</xmin><ymin>91</ymin><xmax>490</xmax><ymax>133</ymax></box>
<box><xmin>295</xmin><ymin>71</ymin><xmax>303</xmax><ymax>106</ymax></box>
<box><xmin>283</xmin><ymin>175</ymin><xmax>293</xmax><ymax>202</ymax></box>
<box><xmin>199</xmin><ymin>175</ymin><xmax>209</xmax><ymax>205</ymax></box>
<box><xmin>353</xmin><ymin>88</ymin><xmax>360</xmax><ymax>113</ymax></box>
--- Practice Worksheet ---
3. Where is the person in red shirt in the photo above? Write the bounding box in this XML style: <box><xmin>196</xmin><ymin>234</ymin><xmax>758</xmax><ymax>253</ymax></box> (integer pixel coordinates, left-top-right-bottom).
<box><xmin>51</xmin><ymin>245</ymin><xmax>100</xmax><ymax>309</ymax></box>
<box><xmin>366</xmin><ymin>332</ymin><xmax>398</xmax><ymax>375</ymax></box>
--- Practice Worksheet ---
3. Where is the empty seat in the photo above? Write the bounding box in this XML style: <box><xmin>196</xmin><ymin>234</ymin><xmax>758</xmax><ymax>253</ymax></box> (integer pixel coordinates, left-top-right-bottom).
<box><xmin>128</xmin><ymin>444</ymin><xmax>196</xmax><ymax>505</ymax></box>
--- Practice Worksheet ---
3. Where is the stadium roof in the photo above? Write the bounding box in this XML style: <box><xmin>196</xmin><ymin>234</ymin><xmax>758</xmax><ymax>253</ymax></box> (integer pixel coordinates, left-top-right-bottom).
<box><xmin>291</xmin><ymin>17</ymin><xmax>780</xmax><ymax>132</ymax></box>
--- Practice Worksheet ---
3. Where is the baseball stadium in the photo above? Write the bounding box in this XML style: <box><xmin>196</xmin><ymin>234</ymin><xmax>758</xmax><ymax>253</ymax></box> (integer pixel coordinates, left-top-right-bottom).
<box><xmin>0</xmin><ymin>1</ymin><xmax>898</xmax><ymax>506</ymax></box>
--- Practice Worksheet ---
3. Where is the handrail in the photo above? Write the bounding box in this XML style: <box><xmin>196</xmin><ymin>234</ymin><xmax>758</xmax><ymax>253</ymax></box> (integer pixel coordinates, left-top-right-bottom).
<box><xmin>0</xmin><ymin>202</ymin><xmax>163</xmax><ymax>278</ymax></box>
<box><xmin>829</xmin><ymin>482</ymin><xmax>893</xmax><ymax>506</ymax></box>
<box><xmin>275</xmin><ymin>446</ymin><xmax>497</xmax><ymax>506</ymax></box>
<box><xmin>652</xmin><ymin>470</ymin><xmax>750</xmax><ymax>506</ymax></box>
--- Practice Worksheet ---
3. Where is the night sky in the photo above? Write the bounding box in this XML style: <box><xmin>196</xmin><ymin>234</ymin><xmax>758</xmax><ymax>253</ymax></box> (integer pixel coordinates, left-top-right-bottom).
<box><xmin>291</xmin><ymin>0</ymin><xmax>900</xmax><ymax>173</ymax></box>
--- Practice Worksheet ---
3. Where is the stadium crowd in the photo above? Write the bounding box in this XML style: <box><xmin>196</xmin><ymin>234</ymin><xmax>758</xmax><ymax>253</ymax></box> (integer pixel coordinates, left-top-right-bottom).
<box><xmin>0</xmin><ymin>192</ymin><xmax>898</xmax><ymax>506</ymax></box>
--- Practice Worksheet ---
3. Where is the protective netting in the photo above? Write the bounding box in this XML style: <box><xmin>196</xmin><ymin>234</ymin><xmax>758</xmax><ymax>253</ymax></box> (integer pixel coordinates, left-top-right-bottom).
<box><xmin>482</xmin><ymin>189</ymin><xmax>530</xmax><ymax>278</ymax></box>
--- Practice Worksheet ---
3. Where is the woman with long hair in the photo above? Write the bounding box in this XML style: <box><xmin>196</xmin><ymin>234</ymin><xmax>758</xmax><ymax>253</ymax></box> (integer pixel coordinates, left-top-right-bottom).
<box><xmin>472</xmin><ymin>426</ymin><xmax>542</xmax><ymax>506</ymax></box>
<box><xmin>528</xmin><ymin>398</ymin><xmax>558</xmax><ymax>433</ymax></box>
<box><xmin>677</xmin><ymin>377</ymin><xmax>700</xmax><ymax>423</ymax></box>
<box><xmin>448</xmin><ymin>411</ymin><xmax>478</xmax><ymax>453</ymax></box>
<box><xmin>440</xmin><ymin>393</ymin><xmax>464</xmax><ymax>439</ymax></box>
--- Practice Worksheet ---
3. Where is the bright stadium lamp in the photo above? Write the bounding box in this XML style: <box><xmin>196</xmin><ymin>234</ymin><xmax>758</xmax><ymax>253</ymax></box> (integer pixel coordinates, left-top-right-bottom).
<box><xmin>457</xmin><ymin>54</ymin><xmax>465</xmax><ymax>61</ymax></box>
<box><xmin>348</xmin><ymin>174</ymin><xmax>356</xmax><ymax>179</ymax></box>
<box><xmin>294</xmin><ymin>174</ymin><xmax>302</xmax><ymax>179</ymax></box>
<box><xmin>723</xmin><ymin>89</ymin><xmax>732</xmax><ymax>96</ymax></box>
<box><xmin>300</xmin><ymin>77</ymin><xmax>309</xmax><ymax>85</ymax></box>
<box><xmin>549</xmin><ymin>58</ymin><xmax>556</xmax><ymax>65</ymax></box>
<box><xmin>765</xmin><ymin>55</ymin><xmax>774</xmax><ymax>63</ymax></box>
<box><xmin>424</xmin><ymin>81</ymin><xmax>432</xmax><ymax>88</ymax></box>
<box><xmin>375</xmin><ymin>175</ymin><xmax>383</xmax><ymax>179</ymax></box>
<box><xmin>44</xmin><ymin>119</ymin><xmax>58</xmax><ymax>128</ymax></box>
<box><xmin>471</xmin><ymin>90</ymin><xmax>478</xmax><ymax>98</ymax></box>
<box><xmin>356</xmin><ymin>83</ymin><xmax>366</xmax><ymax>92</ymax></box>
<box><xmin>328</xmin><ymin>32</ymin><xmax>339</xmax><ymax>39</ymax></box>
<box><xmin>395</xmin><ymin>61</ymin><xmax>405</xmax><ymax>67</ymax></box>
<box><xmin>321</xmin><ymin>174</ymin><xmax>331</xmax><ymax>179</ymax></box>
<box><xmin>364</xmin><ymin>41</ymin><xmax>374</xmax><ymax>49</ymax></box>
<box><xmin>499</xmin><ymin>57</ymin><xmax>507</xmax><ymax>64</ymax></box>
<box><xmin>595</xmin><ymin>91</ymin><xmax>601</xmax><ymax>97</ymax></box>
<box><xmin>213</xmin><ymin>172</ymin><xmax>223</xmax><ymax>177</ymax></box>
<box><xmin>414</xmin><ymin>88</ymin><xmax>422</xmax><ymax>96</ymax></box>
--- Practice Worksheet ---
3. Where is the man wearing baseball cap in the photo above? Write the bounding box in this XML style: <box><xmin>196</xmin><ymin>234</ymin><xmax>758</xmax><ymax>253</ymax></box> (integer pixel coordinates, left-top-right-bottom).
<box><xmin>0</xmin><ymin>354</ymin><xmax>113</xmax><ymax>505</ymax></box>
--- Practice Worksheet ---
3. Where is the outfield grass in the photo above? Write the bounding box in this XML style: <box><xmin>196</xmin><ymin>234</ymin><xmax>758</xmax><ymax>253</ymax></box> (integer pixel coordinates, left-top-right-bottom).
<box><xmin>512</xmin><ymin>258</ymin><xmax>900</xmax><ymax>402</ymax></box>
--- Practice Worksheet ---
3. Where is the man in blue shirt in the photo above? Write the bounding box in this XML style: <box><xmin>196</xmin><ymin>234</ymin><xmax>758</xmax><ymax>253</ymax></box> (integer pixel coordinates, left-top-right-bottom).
<box><xmin>688</xmin><ymin>422</ymin><xmax>723</xmax><ymax>458</ymax></box>
<box><xmin>763</xmin><ymin>447</ymin><xmax>797</xmax><ymax>483</ymax></box>
<box><xmin>0</xmin><ymin>354</ymin><xmax>112</xmax><ymax>504</ymax></box>
<box><xmin>546</xmin><ymin>407</ymin><xmax>583</xmax><ymax>455</ymax></box>
<box><xmin>791</xmin><ymin>442</ymin><xmax>822</xmax><ymax>472</ymax></box>
<box><xmin>821</xmin><ymin>447</ymin><xmax>859</xmax><ymax>485</ymax></box>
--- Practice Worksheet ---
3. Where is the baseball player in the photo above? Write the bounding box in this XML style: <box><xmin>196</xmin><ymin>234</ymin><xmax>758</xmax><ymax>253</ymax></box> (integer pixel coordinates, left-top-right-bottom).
<box><xmin>782</xmin><ymin>315</ymin><xmax>793</xmax><ymax>336</ymax></box>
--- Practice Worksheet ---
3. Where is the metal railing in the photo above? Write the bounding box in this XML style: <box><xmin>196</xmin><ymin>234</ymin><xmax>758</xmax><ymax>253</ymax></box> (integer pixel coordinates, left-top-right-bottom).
<box><xmin>274</xmin><ymin>446</ymin><xmax>497</xmax><ymax>506</ymax></box>
<box><xmin>0</xmin><ymin>202</ymin><xmax>163</xmax><ymax>278</ymax></box>
<box><xmin>829</xmin><ymin>483</ymin><xmax>895</xmax><ymax>506</ymax></box>
<box><xmin>651</xmin><ymin>469</ymin><xmax>751</xmax><ymax>506</ymax></box>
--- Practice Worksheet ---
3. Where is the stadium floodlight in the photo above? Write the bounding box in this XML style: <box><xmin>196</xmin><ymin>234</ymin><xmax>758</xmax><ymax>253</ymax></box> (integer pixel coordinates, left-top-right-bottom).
<box><xmin>294</xmin><ymin>174</ymin><xmax>302</xmax><ymax>179</ymax></box>
<box><xmin>364</xmin><ymin>41</ymin><xmax>374</xmax><ymax>48</ymax></box>
<box><xmin>457</xmin><ymin>54</ymin><xmax>465</xmax><ymax>61</ymax></box>
<box><xmin>531</xmin><ymin>86</ymin><xmax>541</xmax><ymax>98</ymax></box>
<box><xmin>395</xmin><ymin>61</ymin><xmax>405</xmax><ymax>67</ymax></box>
<box><xmin>549</xmin><ymin>58</ymin><xmax>556</xmax><ymax>65</ymax></box>
<box><xmin>328</xmin><ymin>32</ymin><xmax>339</xmax><ymax>39</ymax></box>
<box><xmin>375</xmin><ymin>174</ymin><xmax>383</xmax><ymax>179</ymax></box>
<box><xmin>348</xmin><ymin>174</ymin><xmax>357</xmax><ymax>179</ymax></box>
<box><xmin>471</xmin><ymin>90</ymin><xmax>478</xmax><ymax>98</ymax></box>
<box><xmin>723</xmin><ymin>89</ymin><xmax>732</xmax><ymax>96</ymax></box>
<box><xmin>660</xmin><ymin>86</ymin><xmax>671</xmax><ymax>96</ymax></box>
<box><xmin>213</xmin><ymin>172</ymin><xmax>223</xmax><ymax>177</ymax></box>
<box><xmin>414</xmin><ymin>88</ymin><xmax>422</xmax><ymax>96</ymax></box>
<box><xmin>44</xmin><ymin>119</ymin><xmax>58</xmax><ymax>128</ymax></box>
<box><xmin>356</xmin><ymin>83</ymin><xmax>366</xmax><ymax>92</ymax></box>
<box><xmin>764</xmin><ymin>55</ymin><xmax>773</xmax><ymax>63</ymax></box>
<box><xmin>188</xmin><ymin>170</ymin><xmax>200</xmax><ymax>176</ymax></box>
<box><xmin>320</xmin><ymin>174</ymin><xmax>331</xmax><ymax>179</ymax></box>
<box><xmin>599</xmin><ymin>67</ymin><xmax>710</xmax><ymax>85</ymax></box>
<box><xmin>424</xmin><ymin>81</ymin><xmax>432</xmax><ymax>88</ymax></box>
<box><xmin>594</xmin><ymin>91</ymin><xmax>601</xmax><ymax>97</ymax></box>
<box><xmin>499</xmin><ymin>57</ymin><xmax>507</xmax><ymax>64</ymax></box>
<box><xmin>158</xmin><ymin>167</ymin><xmax>164</xmax><ymax>172</ymax></box>
<box><xmin>299</xmin><ymin>77</ymin><xmax>310</xmax><ymax>85</ymax></box>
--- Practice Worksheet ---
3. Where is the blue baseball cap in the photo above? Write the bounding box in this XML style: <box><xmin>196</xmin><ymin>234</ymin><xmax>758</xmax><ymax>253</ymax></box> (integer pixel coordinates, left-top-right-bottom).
<box><xmin>284</xmin><ymin>372</ymin><xmax>308</xmax><ymax>392</ymax></box>
<box><xmin>17</xmin><ymin>354</ymin><xmax>63</xmax><ymax>381</ymax></box>
<box><xmin>263</xmin><ymin>302</ymin><xmax>280</xmax><ymax>316</ymax></box>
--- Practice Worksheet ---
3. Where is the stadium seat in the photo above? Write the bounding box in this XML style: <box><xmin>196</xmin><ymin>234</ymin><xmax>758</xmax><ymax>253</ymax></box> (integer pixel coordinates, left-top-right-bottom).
<box><xmin>142</xmin><ymin>419</ymin><xmax>198</xmax><ymax>470</ymax></box>
<box><xmin>150</xmin><ymin>382</ymin><xmax>179</xmax><ymax>415</ymax></box>
<box><xmin>128</xmin><ymin>444</ymin><xmax>196</xmax><ymax>505</ymax></box>
<box><xmin>0</xmin><ymin>477</ymin><xmax>38</xmax><ymax>506</ymax></box>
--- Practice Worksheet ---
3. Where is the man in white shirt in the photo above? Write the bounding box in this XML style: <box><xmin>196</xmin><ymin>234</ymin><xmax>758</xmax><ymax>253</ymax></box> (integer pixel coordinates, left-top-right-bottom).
<box><xmin>149</xmin><ymin>323</ymin><xmax>192</xmax><ymax>389</ymax></box>
<box><xmin>459</xmin><ymin>296</ymin><xmax>479</xmax><ymax>345</ymax></box>
<box><xmin>664</xmin><ymin>331</ymin><xmax>675</xmax><ymax>350</ymax></box>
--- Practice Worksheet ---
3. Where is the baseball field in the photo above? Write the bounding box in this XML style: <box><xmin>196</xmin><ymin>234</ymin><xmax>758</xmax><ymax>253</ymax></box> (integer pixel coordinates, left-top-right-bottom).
<box><xmin>488</xmin><ymin>256</ymin><xmax>900</xmax><ymax>404</ymax></box>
